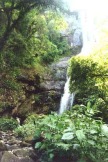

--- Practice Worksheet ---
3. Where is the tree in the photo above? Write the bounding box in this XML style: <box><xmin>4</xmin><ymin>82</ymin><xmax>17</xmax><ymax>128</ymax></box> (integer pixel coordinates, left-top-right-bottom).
<box><xmin>68</xmin><ymin>45</ymin><xmax>108</xmax><ymax>121</ymax></box>
<box><xmin>0</xmin><ymin>0</ymin><xmax>68</xmax><ymax>52</ymax></box>
<box><xmin>0</xmin><ymin>0</ymin><xmax>71</xmax><ymax>117</ymax></box>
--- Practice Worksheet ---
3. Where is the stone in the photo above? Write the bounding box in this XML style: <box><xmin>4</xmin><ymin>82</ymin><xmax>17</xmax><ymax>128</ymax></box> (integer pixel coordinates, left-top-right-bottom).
<box><xmin>0</xmin><ymin>141</ymin><xmax>7</xmax><ymax>151</ymax></box>
<box><xmin>8</xmin><ymin>139</ymin><xmax>20</xmax><ymax>145</ymax></box>
<box><xmin>1</xmin><ymin>151</ymin><xmax>18</xmax><ymax>162</ymax></box>
<box><xmin>72</xmin><ymin>29</ymin><xmax>82</xmax><ymax>47</ymax></box>
<box><xmin>1</xmin><ymin>151</ymin><xmax>35</xmax><ymax>162</ymax></box>
<box><xmin>12</xmin><ymin>148</ymin><xmax>34</xmax><ymax>158</ymax></box>
<box><xmin>0</xmin><ymin>152</ymin><xmax>3</xmax><ymax>161</ymax></box>
<box><xmin>20</xmin><ymin>141</ymin><xmax>31</xmax><ymax>147</ymax></box>
<box><xmin>41</xmin><ymin>57</ymin><xmax>70</xmax><ymax>92</ymax></box>
<box><xmin>6</xmin><ymin>144</ymin><xmax>20</xmax><ymax>151</ymax></box>
<box><xmin>33</xmin><ymin>56</ymin><xmax>71</xmax><ymax>113</ymax></box>
<box><xmin>0</xmin><ymin>130</ymin><xmax>37</xmax><ymax>161</ymax></box>
<box><xmin>18</xmin><ymin>157</ymin><xmax>34</xmax><ymax>162</ymax></box>
<box><xmin>41</xmin><ymin>81</ymin><xmax>65</xmax><ymax>91</ymax></box>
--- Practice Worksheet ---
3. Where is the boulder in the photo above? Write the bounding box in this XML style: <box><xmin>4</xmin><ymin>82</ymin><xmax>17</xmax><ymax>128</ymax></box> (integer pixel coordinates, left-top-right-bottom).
<box><xmin>0</xmin><ymin>131</ymin><xmax>37</xmax><ymax>162</ymax></box>
<box><xmin>0</xmin><ymin>152</ymin><xmax>3</xmax><ymax>161</ymax></box>
<box><xmin>0</xmin><ymin>141</ymin><xmax>7</xmax><ymax>151</ymax></box>
<box><xmin>1</xmin><ymin>151</ymin><xmax>18</xmax><ymax>162</ymax></box>
<box><xmin>12</xmin><ymin>148</ymin><xmax>33</xmax><ymax>158</ymax></box>
<box><xmin>1</xmin><ymin>151</ymin><xmax>35</xmax><ymax>162</ymax></box>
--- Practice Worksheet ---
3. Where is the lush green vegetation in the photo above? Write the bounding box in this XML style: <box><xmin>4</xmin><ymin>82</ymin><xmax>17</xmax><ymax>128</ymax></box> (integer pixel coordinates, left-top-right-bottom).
<box><xmin>15</xmin><ymin>40</ymin><xmax>108</xmax><ymax>161</ymax></box>
<box><xmin>15</xmin><ymin>106</ymin><xmax>108</xmax><ymax>162</ymax></box>
<box><xmin>0</xmin><ymin>117</ymin><xmax>18</xmax><ymax>131</ymax></box>
<box><xmin>0</xmin><ymin>0</ymin><xmax>69</xmax><ymax>76</ymax></box>
<box><xmin>68</xmin><ymin>48</ymin><xmax>108</xmax><ymax>122</ymax></box>
<box><xmin>0</xmin><ymin>0</ymin><xmax>108</xmax><ymax>162</ymax></box>
<box><xmin>0</xmin><ymin>0</ymin><xmax>72</xmax><ymax>116</ymax></box>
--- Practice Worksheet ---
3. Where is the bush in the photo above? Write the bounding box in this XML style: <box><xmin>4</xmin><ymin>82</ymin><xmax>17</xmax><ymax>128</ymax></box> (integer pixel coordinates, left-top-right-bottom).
<box><xmin>33</xmin><ymin>111</ymin><xmax>108</xmax><ymax>162</ymax></box>
<box><xmin>15</xmin><ymin>110</ymin><xmax>108</xmax><ymax>162</ymax></box>
<box><xmin>68</xmin><ymin>52</ymin><xmax>108</xmax><ymax>122</ymax></box>
<box><xmin>15</xmin><ymin>123</ymin><xmax>36</xmax><ymax>138</ymax></box>
<box><xmin>0</xmin><ymin>117</ymin><xmax>18</xmax><ymax>131</ymax></box>
<box><xmin>15</xmin><ymin>114</ymin><xmax>45</xmax><ymax>138</ymax></box>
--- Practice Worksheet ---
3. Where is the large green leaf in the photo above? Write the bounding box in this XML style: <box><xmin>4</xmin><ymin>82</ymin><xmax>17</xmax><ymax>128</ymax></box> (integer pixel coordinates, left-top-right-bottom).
<box><xmin>90</xmin><ymin>129</ymin><xmax>97</xmax><ymax>134</ymax></box>
<box><xmin>35</xmin><ymin>142</ymin><xmax>42</xmax><ymax>149</ymax></box>
<box><xmin>45</xmin><ymin>133</ymin><xmax>52</xmax><ymax>140</ymax></box>
<box><xmin>87</xmin><ymin>140</ymin><xmax>95</xmax><ymax>145</ymax></box>
<box><xmin>62</xmin><ymin>132</ymin><xmax>74</xmax><ymax>140</ymax></box>
<box><xmin>76</xmin><ymin>130</ymin><xmax>86</xmax><ymax>142</ymax></box>
<box><xmin>101</xmin><ymin>124</ymin><xmax>108</xmax><ymax>137</ymax></box>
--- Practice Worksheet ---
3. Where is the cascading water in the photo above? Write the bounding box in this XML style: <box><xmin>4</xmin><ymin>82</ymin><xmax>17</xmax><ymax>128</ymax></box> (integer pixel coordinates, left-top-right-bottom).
<box><xmin>80</xmin><ymin>10</ymin><xmax>97</xmax><ymax>54</ymax></box>
<box><xmin>59</xmin><ymin>8</ymin><xmax>97</xmax><ymax>114</ymax></box>
<box><xmin>59</xmin><ymin>78</ymin><xmax>75</xmax><ymax>114</ymax></box>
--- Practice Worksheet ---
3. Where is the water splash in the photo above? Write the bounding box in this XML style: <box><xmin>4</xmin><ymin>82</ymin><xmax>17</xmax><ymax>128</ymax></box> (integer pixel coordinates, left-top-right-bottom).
<box><xmin>59</xmin><ymin>78</ymin><xmax>75</xmax><ymax>114</ymax></box>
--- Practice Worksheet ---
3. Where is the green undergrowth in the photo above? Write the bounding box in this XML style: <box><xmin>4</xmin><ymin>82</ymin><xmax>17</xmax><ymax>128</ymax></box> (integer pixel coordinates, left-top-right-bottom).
<box><xmin>15</xmin><ymin>105</ymin><xmax>108</xmax><ymax>162</ymax></box>
<box><xmin>0</xmin><ymin>117</ymin><xmax>18</xmax><ymax>131</ymax></box>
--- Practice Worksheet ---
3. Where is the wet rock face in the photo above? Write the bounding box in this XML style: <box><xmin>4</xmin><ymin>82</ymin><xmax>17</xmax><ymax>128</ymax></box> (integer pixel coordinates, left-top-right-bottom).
<box><xmin>41</xmin><ymin>57</ymin><xmax>70</xmax><ymax>90</ymax></box>
<box><xmin>39</xmin><ymin>57</ymin><xmax>71</xmax><ymax>112</ymax></box>
<box><xmin>72</xmin><ymin>28</ymin><xmax>82</xmax><ymax>47</ymax></box>
<box><xmin>67</xmin><ymin>12</ymin><xmax>82</xmax><ymax>49</ymax></box>
<box><xmin>0</xmin><ymin>131</ymin><xmax>37</xmax><ymax>162</ymax></box>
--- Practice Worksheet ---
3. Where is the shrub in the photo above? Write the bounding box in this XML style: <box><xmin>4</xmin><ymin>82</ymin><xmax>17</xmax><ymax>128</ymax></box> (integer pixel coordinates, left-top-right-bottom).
<box><xmin>15</xmin><ymin>123</ymin><xmax>36</xmax><ymax>138</ymax></box>
<box><xmin>68</xmin><ymin>52</ymin><xmax>108</xmax><ymax>122</ymax></box>
<box><xmin>15</xmin><ymin>109</ymin><xmax>108</xmax><ymax>162</ymax></box>
<box><xmin>32</xmin><ymin>111</ymin><xmax>108</xmax><ymax>162</ymax></box>
<box><xmin>0</xmin><ymin>117</ymin><xmax>18</xmax><ymax>131</ymax></box>
<box><xmin>15</xmin><ymin>114</ymin><xmax>45</xmax><ymax>138</ymax></box>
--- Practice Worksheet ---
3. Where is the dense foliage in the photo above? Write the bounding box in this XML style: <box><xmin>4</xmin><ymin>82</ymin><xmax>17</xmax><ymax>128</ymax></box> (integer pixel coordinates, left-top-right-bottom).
<box><xmin>1</xmin><ymin>1</ymin><xmax>108</xmax><ymax>162</ymax></box>
<box><xmin>0</xmin><ymin>0</ymin><xmax>70</xmax><ymax>73</ymax></box>
<box><xmin>0</xmin><ymin>0</ymin><xmax>71</xmax><ymax>115</ymax></box>
<box><xmin>0</xmin><ymin>0</ymin><xmax>67</xmax><ymax>50</ymax></box>
<box><xmin>0</xmin><ymin>117</ymin><xmax>18</xmax><ymax>131</ymax></box>
<box><xmin>68</xmin><ymin>50</ymin><xmax>108</xmax><ymax>122</ymax></box>
<box><xmin>23</xmin><ymin>39</ymin><xmax>107</xmax><ymax>161</ymax></box>
<box><xmin>15</xmin><ymin>107</ymin><xmax>108</xmax><ymax>162</ymax></box>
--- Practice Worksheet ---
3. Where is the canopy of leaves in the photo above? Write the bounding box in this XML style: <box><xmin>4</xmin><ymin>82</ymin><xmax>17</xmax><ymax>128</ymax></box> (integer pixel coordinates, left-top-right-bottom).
<box><xmin>0</xmin><ymin>0</ymin><xmax>70</xmax><ymax>92</ymax></box>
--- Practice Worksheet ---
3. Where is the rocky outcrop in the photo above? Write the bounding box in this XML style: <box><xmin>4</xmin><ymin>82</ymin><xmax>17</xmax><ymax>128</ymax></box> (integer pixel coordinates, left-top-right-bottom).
<box><xmin>0</xmin><ymin>131</ymin><xmax>37</xmax><ymax>162</ymax></box>
<box><xmin>39</xmin><ymin>57</ymin><xmax>71</xmax><ymax>112</ymax></box>
<box><xmin>66</xmin><ymin>11</ymin><xmax>82</xmax><ymax>48</ymax></box>
<box><xmin>41</xmin><ymin>57</ymin><xmax>70</xmax><ymax>91</ymax></box>
<box><xmin>0</xmin><ymin>57</ymin><xmax>70</xmax><ymax>118</ymax></box>
<box><xmin>13</xmin><ymin>57</ymin><xmax>71</xmax><ymax>115</ymax></box>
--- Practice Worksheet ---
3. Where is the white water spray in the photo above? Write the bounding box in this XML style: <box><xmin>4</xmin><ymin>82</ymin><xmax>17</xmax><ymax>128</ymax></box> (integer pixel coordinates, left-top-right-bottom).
<box><xmin>59</xmin><ymin>78</ymin><xmax>75</xmax><ymax>114</ymax></box>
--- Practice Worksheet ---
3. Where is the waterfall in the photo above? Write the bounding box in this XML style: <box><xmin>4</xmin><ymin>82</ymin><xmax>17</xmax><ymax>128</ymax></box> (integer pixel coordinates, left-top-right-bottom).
<box><xmin>59</xmin><ymin>78</ymin><xmax>75</xmax><ymax>114</ymax></box>
<box><xmin>80</xmin><ymin>10</ymin><xmax>97</xmax><ymax>54</ymax></box>
<box><xmin>59</xmin><ymin>9</ymin><xmax>97</xmax><ymax>114</ymax></box>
